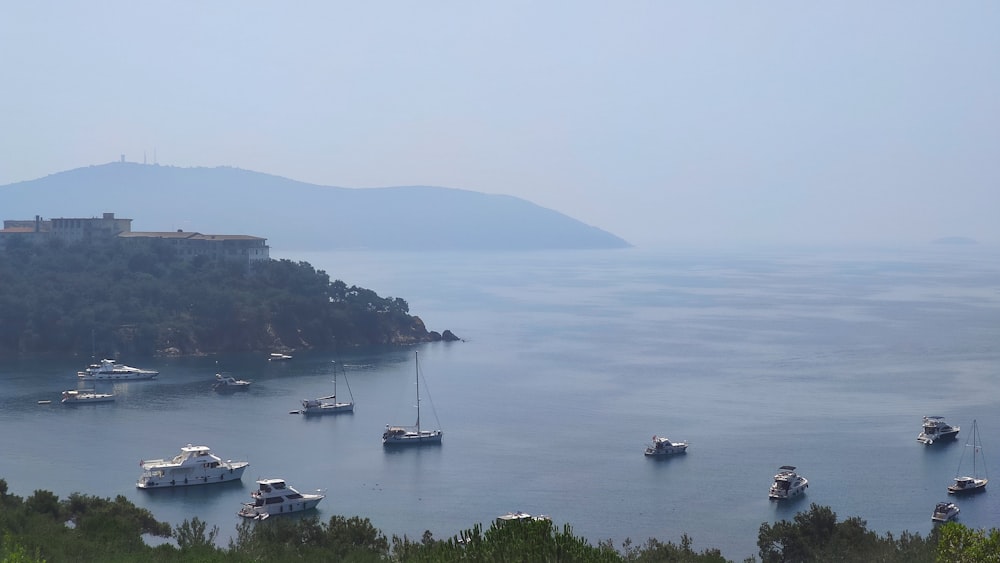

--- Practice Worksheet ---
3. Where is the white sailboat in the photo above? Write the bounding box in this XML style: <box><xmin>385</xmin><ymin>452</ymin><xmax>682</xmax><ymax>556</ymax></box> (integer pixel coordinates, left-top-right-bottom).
<box><xmin>383</xmin><ymin>351</ymin><xmax>442</xmax><ymax>445</ymax></box>
<box><xmin>948</xmin><ymin>419</ymin><xmax>988</xmax><ymax>494</ymax></box>
<box><xmin>299</xmin><ymin>361</ymin><xmax>355</xmax><ymax>415</ymax></box>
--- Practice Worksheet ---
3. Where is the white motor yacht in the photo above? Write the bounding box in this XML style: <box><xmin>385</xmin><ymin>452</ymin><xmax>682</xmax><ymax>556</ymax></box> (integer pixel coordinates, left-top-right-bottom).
<box><xmin>268</xmin><ymin>353</ymin><xmax>293</xmax><ymax>361</ymax></box>
<box><xmin>78</xmin><ymin>358</ymin><xmax>158</xmax><ymax>381</ymax></box>
<box><xmin>918</xmin><ymin>416</ymin><xmax>960</xmax><ymax>445</ymax></box>
<box><xmin>931</xmin><ymin>501</ymin><xmax>960</xmax><ymax>522</ymax></box>
<box><xmin>60</xmin><ymin>389</ymin><xmax>115</xmax><ymax>404</ymax></box>
<box><xmin>213</xmin><ymin>373</ymin><xmax>251</xmax><ymax>392</ymax></box>
<box><xmin>238</xmin><ymin>478</ymin><xmax>324</xmax><ymax>519</ymax></box>
<box><xmin>644</xmin><ymin>435</ymin><xmax>688</xmax><ymax>456</ymax></box>
<box><xmin>769</xmin><ymin>466</ymin><xmax>809</xmax><ymax>500</ymax></box>
<box><xmin>136</xmin><ymin>444</ymin><xmax>249</xmax><ymax>489</ymax></box>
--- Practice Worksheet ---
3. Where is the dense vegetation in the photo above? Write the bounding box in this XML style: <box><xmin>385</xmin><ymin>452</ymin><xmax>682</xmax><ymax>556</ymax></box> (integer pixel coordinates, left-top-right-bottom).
<box><xmin>5</xmin><ymin>477</ymin><xmax>999</xmax><ymax>562</ymax></box>
<box><xmin>0</xmin><ymin>237</ymin><xmax>446</xmax><ymax>357</ymax></box>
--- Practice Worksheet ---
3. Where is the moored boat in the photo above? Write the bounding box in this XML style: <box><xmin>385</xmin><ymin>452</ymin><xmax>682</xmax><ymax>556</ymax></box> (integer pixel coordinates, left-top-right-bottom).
<box><xmin>299</xmin><ymin>361</ymin><xmax>354</xmax><ymax>415</ymax></box>
<box><xmin>238</xmin><ymin>478</ymin><xmax>324</xmax><ymax>519</ymax></box>
<box><xmin>136</xmin><ymin>444</ymin><xmax>249</xmax><ymax>489</ymax></box>
<box><xmin>269</xmin><ymin>353</ymin><xmax>293</xmax><ymax>361</ymax></box>
<box><xmin>931</xmin><ymin>501</ymin><xmax>960</xmax><ymax>522</ymax></box>
<box><xmin>382</xmin><ymin>352</ymin><xmax>442</xmax><ymax>446</ymax></box>
<box><xmin>918</xmin><ymin>416</ymin><xmax>960</xmax><ymax>445</ymax></box>
<box><xmin>644</xmin><ymin>435</ymin><xmax>688</xmax><ymax>456</ymax></box>
<box><xmin>78</xmin><ymin>358</ymin><xmax>158</xmax><ymax>381</ymax></box>
<box><xmin>769</xmin><ymin>466</ymin><xmax>808</xmax><ymax>500</ymax></box>
<box><xmin>948</xmin><ymin>419</ymin><xmax>988</xmax><ymax>494</ymax></box>
<box><xmin>213</xmin><ymin>373</ymin><xmax>251</xmax><ymax>392</ymax></box>
<box><xmin>60</xmin><ymin>389</ymin><xmax>115</xmax><ymax>404</ymax></box>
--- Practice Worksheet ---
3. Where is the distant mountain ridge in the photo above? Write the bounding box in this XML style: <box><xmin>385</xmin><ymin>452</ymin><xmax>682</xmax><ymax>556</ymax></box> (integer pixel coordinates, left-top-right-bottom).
<box><xmin>0</xmin><ymin>163</ymin><xmax>630</xmax><ymax>251</ymax></box>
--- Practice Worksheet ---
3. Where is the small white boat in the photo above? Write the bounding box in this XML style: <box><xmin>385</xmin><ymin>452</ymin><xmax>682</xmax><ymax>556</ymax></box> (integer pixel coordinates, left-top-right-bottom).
<box><xmin>213</xmin><ymin>373</ymin><xmax>251</xmax><ymax>392</ymax></box>
<box><xmin>769</xmin><ymin>465</ymin><xmax>809</xmax><ymax>500</ymax></box>
<box><xmin>383</xmin><ymin>352</ymin><xmax>442</xmax><ymax>446</ymax></box>
<box><xmin>644</xmin><ymin>435</ymin><xmax>688</xmax><ymax>456</ymax></box>
<box><xmin>238</xmin><ymin>478</ymin><xmax>324</xmax><ymax>519</ymax></box>
<box><xmin>496</xmin><ymin>511</ymin><xmax>551</xmax><ymax>523</ymax></box>
<box><xmin>931</xmin><ymin>501</ymin><xmax>960</xmax><ymax>522</ymax></box>
<box><xmin>78</xmin><ymin>358</ymin><xmax>158</xmax><ymax>381</ymax></box>
<box><xmin>136</xmin><ymin>444</ymin><xmax>249</xmax><ymax>489</ymax></box>
<box><xmin>918</xmin><ymin>416</ymin><xmax>960</xmax><ymax>445</ymax></box>
<box><xmin>60</xmin><ymin>389</ymin><xmax>115</xmax><ymax>404</ymax></box>
<box><xmin>268</xmin><ymin>353</ymin><xmax>293</xmax><ymax>361</ymax></box>
<box><xmin>299</xmin><ymin>361</ymin><xmax>354</xmax><ymax>415</ymax></box>
<box><xmin>948</xmin><ymin>419</ymin><xmax>988</xmax><ymax>494</ymax></box>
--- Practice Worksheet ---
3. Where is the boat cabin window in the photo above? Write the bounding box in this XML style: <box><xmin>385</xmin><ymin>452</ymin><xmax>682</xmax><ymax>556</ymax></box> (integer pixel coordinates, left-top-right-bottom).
<box><xmin>272</xmin><ymin>482</ymin><xmax>286</xmax><ymax>489</ymax></box>
<box><xmin>265</xmin><ymin>497</ymin><xmax>283</xmax><ymax>504</ymax></box>
<box><xmin>261</xmin><ymin>485</ymin><xmax>272</xmax><ymax>493</ymax></box>
<box><xmin>286</xmin><ymin>493</ymin><xmax>303</xmax><ymax>499</ymax></box>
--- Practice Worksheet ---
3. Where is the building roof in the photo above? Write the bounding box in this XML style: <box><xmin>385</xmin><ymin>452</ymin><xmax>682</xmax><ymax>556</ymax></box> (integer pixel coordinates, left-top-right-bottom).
<box><xmin>119</xmin><ymin>231</ymin><xmax>265</xmax><ymax>241</ymax></box>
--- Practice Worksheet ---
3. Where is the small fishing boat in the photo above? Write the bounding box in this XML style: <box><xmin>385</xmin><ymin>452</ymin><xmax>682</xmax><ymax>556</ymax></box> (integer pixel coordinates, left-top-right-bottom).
<box><xmin>268</xmin><ymin>353</ymin><xmax>293</xmax><ymax>361</ymax></box>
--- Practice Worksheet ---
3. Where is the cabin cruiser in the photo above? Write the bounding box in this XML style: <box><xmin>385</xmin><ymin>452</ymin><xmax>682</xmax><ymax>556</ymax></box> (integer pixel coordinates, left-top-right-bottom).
<box><xmin>768</xmin><ymin>466</ymin><xmax>809</xmax><ymax>500</ymax></box>
<box><xmin>78</xmin><ymin>358</ymin><xmax>158</xmax><ymax>381</ymax></box>
<box><xmin>238</xmin><ymin>478</ymin><xmax>324</xmax><ymax>519</ymax></box>
<box><xmin>948</xmin><ymin>475</ymin><xmax>988</xmax><ymax>494</ymax></box>
<box><xmin>644</xmin><ymin>435</ymin><xmax>688</xmax><ymax>456</ymax></box>
<box><xmin>931</xmin><ymin>501</ymin><xmax>960</xmax><ymax>522</ymax></box>
<box><xmin>60</xmin><ymin>389</ymin><xmax>115</xmax><ymax>404</ymax></box>
<box><xmin>496</xmin><ymin>511</ymin><xmax>551</xmax><ymax>523</ymax></box>
<box><xmin>136</xmin><ymin>444</ymin><xmax>249</xmax><ymax>489</ymax></box>
<box><xmin>213</xmin><ymin>374</ymin><xmax>251</xmax><ymax>392</ymax></box>
<box><xmin>918</xmin><ymin>416</ymin><xmax>960</xmax><ymax>445</ymax></box>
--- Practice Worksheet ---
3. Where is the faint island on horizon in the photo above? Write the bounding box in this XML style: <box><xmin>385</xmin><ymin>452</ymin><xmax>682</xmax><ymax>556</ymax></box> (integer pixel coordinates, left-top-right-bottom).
<box><xmin>0</xmin><ymin>161</ymin><xmax>631</xmax><ymax>252</ymax></box>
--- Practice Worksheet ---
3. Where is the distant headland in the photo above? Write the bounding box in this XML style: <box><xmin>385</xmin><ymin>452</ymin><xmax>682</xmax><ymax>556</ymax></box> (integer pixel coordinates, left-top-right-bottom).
<box><xmin>0</xmin><ymin>162</ymin><xmax>631</xmax><ymax>251</ymax></box>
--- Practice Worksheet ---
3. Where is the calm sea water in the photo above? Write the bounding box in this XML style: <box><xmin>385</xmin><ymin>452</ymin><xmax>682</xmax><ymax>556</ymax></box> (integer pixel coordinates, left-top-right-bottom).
<box><xmin>1</xmin><ymin>245</ymin><xmax>999</xmax><ymax>561</ymax></box>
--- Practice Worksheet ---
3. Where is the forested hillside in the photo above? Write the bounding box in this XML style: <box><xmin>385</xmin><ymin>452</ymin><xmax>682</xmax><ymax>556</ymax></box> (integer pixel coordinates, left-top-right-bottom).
<box><xmin>0</xmin><ymin>236</ymin><xmax>449</xmax><ymax>357</ymax></box>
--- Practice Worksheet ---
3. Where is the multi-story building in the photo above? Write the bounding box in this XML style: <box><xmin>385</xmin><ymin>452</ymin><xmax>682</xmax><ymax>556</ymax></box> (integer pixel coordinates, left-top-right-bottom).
<box><xmin>118</xmin><ymin>230</ymin><xmax>270</xmax><ymax>263</ymax></box>
<box><xmin>0</xmin><ymin>212</ymin><xmax>269</xmax><ymax>264</ymax></box>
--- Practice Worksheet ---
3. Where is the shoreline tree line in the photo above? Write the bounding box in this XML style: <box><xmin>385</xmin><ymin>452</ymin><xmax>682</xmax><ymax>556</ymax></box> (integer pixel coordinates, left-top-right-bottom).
<box><xmin>0</xmin><ymin>237</ymin><xmax>447</xmax><ymax>358</ymax></box>
<box><xmin>1</xmin><ymin>477</ymin><xmax>997</xmax><ymax>562</ymax></box>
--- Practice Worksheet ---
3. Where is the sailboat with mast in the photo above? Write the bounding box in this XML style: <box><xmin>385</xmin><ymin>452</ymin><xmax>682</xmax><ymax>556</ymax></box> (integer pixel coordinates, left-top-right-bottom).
<box><xmin>947</xmin><ymin>419</ymin><xmax>988</xmax><ymax>494</ymax></box>
<box><xmin>299</xmin><ymin>361</ymin><xmax>355</xmax><ymax>415</ymax></box>
<box><xmin>383</xmin><ymin>351</ymin><xmax>442</xmax><ymax>445</ymax></box>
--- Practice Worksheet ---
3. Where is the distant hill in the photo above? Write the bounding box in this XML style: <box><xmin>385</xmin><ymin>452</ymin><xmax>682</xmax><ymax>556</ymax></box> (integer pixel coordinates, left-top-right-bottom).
<box><xmin>0</xmin><ymin>163</ymin><xmax>630</xmax><ymax>251</ymax></box>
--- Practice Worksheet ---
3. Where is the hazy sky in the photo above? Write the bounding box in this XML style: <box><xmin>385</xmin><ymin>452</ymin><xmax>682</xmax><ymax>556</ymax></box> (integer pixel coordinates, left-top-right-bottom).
<box><xmin>2</xmin><ymin>2</ymin><xmax>998</xmax><ymax>246</ymax></box>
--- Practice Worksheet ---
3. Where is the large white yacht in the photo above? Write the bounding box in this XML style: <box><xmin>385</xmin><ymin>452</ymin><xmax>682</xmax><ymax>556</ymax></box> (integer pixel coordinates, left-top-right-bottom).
<box><xmin>768</xmin><ymin>466</ymin><xmax>809</xmax><ymax>500</ymax></box>
<box><xmin>917</xmin><ymin>416</ymin><xmax>960</xmax><ymax>445</ymax></box>
<box><xmin>238</xmin><ymin>478</ymin><xmax>325</xmax><ymax>519</ymax></box>
<box><xmin>136</xmin><ymin>444</ymin><xmax>249</xmax><ymax>489</ymax></box>
<box><xmin>644</xmin><ymin>435</ymin><xmax>688</xmax><ymax>456</ymax></box>
<box><xmin>78</xmin><ymin>358</ymin><xmax>158</xmax><ymax>381</ymax></box>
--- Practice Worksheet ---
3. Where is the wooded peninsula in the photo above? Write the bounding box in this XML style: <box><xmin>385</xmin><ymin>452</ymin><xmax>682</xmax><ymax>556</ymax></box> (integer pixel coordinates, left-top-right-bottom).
<box><xmin>0</xmin><ymin>236</ymin><xmax>455</xmax><ymax>358</ymax></box>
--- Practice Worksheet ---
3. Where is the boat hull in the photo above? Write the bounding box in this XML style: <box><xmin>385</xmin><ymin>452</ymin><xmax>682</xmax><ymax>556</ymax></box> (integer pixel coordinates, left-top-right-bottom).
<box><xmin>239</xmin><ymin>496</ymin><xmax>323</xmax><ymax>519</ymax></box>
<box><xmin>301</xmin><ymin>403</ymin><xmax>354</xmax><ymax>415</ymax></box>
<box><xmin>137</xmin><ymin>464</ymin><xmax>249</xmax><ymax>489</ymax></box>
<box><xmin>948</xmin><ymin>478</ymin><xmax>988</xmax><ymax>495</ymax></box>
<box><xmin>78</xmin><ymin>372</ymin><xmax>157</xmax><ymax>381</ymax></box>
<box><xmin>382</xmin><ymin>430</ymin><xmax>443</xmax><ymax>445</ymax></box>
